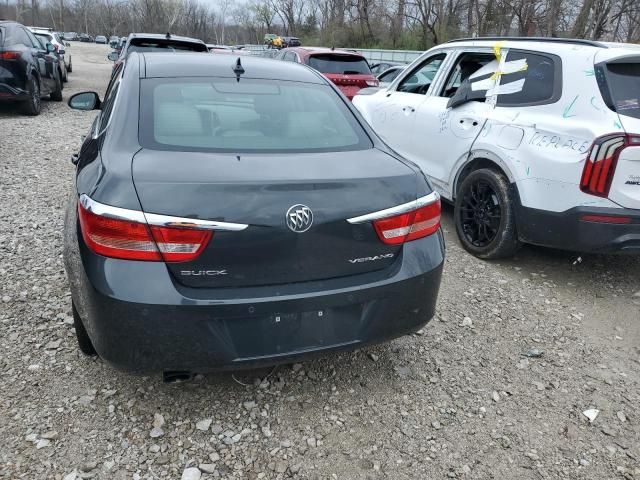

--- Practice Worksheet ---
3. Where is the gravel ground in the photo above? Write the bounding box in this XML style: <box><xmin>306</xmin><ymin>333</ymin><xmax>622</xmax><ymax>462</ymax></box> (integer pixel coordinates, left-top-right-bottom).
<box><xmin>1</xmin><ymin>43</ymin><xmax>639</xmax><ymax>480</ymax></box>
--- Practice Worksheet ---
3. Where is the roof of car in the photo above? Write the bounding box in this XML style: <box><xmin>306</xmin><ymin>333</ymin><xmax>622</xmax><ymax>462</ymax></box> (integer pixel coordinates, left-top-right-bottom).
<box><xmin>127</xmin><ymin>32</ymin><xmax>205</xmax><ymax>44</ymax></box>
<box><xmin>285</xmin><ymin>46</ymin><xmax>365</xmax><ymax>57</ymax></box>
<box><xmin>140</xmin><ymin>52</ymin><xmax>326</xmax><ymax>84</ymax></box>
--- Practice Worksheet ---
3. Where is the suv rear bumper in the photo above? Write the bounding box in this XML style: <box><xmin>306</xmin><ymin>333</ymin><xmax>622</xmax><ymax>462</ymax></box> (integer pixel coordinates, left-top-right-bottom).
<box><xmin>516</xmin><ymin>204</ymin><xmax>640</xmax><ymax>253</ymax></box>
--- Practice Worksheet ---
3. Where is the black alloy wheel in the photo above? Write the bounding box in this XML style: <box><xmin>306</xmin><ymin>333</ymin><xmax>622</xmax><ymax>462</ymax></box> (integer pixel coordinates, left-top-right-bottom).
<box><xmin>454</xmin><ymin>168</ymin><xmax>521</xmax><ymax>259</ymax></box>
<box><xmin>23</xmin><ymin>76</ymin><xmax>41</xmax><ymax>115</ymax></box>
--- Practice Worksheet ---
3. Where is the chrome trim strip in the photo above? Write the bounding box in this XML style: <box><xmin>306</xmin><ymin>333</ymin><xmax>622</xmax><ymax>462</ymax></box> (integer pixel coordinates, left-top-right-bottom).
<box><xmin>346</xmin><ymin>192</ymin><xmax>440</xmax><ymax>224</ymax></box>
<box><xmin>79</xmin><ymin>194</ymin><xmax>248</xmax><ymax>231</ymax></box>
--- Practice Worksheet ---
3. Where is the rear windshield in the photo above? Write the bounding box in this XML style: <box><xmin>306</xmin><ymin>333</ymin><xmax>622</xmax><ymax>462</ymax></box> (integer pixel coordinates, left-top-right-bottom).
<box><xmin>139</xmin><ymin>78</ymin><xmax>371</xmax><ymax>153</ymax></box>
<box><xmin>128</xmin><ymin>39</ymin><xmax>207</xmax><ymax>53</ymax></box>
<box><xmin>605</xmin><ymin>62</ymin><xmax>640</xmax><ymax>119</ymax></box>
<box><xmin>308</xmin><ymin>54</ymin><xmax>371</xmax><ymax>75</ymax></box>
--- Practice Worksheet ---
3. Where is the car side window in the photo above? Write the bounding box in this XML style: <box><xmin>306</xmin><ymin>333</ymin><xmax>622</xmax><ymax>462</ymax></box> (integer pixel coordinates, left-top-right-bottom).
<box><xmin>440</xmin><ymin>52</ymin><xmax>496</xmax><ymax>99</ymax></box>
<box><xmin>97</xmin><ymin>82</ymin><xmax>120</xmax><ymax>135</ymax></box>
<box><xmin>396</xmin><ymin>54</ymin><xmax>446</xmax><ymax>95</ymax></box>
<box><xmin>496</xmin><ymin>50</ymin><xmax>561</xmax><ymax>106</ymax></box>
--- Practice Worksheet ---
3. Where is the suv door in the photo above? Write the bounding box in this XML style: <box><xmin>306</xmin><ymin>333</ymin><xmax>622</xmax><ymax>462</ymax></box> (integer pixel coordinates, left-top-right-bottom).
<box><xmin>367</xmin><ymin>52</ymin><xmax>449</xmax><ymax>161</ymax></box>
<box><xmin>410</xmin><ymin>49</ymin><xmax>497</xmax><ymax>197</ymax></box>
<box><xmin>24</xmin><ymin>28</ymin><xmax>55</xmax><ymax>94</ymax></box>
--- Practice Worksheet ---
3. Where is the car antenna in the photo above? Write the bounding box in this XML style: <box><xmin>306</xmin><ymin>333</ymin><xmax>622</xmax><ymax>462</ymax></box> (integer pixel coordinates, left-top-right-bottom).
<box><xmin>232</xmin><ymin>57</ymin><xmax>245</xmax><ymax>82</ymax></box>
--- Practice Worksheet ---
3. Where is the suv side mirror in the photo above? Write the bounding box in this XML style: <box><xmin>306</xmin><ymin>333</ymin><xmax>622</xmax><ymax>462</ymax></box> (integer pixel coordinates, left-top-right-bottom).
<box><xmin>68</xmin><ymin>91</ymin><xmax>101</xmax><ymax>110</ymax></box>
<box><xmin>107</xmin><ymin>51</ymin><xmax>119</xmax><ymax>61</ymax></box>
<box><xmin>46</xmin><ymin>43</ymin><xmax>55</xmax><ymax>53</ymax></box>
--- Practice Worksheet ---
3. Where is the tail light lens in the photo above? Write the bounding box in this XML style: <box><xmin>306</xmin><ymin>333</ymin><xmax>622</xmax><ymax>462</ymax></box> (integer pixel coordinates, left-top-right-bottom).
<box><xmin>0</xmin><ymin>51</ymin><xmax>21</xmax><ymax>60</ymax></box>
<box><xmin>373</xmin><ymin>199</ymin><xmax>441</xmax><ymax>245</ymax></box>
<box><xmin>78</xmin><ymin>203</ymin><xmax>212</xmax><ymax>262</ymax></box>
<box><xmin>581</xmin><ymin>134</ymin><xmax>640</xmax><ymax>197</ymax></box>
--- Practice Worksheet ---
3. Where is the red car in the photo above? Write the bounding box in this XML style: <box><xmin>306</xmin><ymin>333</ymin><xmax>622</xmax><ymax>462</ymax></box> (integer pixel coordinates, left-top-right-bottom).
<box><xmin>278</xmin><ymin>47</ymin><xmax>378</xmax><ymax>100</ymax></box>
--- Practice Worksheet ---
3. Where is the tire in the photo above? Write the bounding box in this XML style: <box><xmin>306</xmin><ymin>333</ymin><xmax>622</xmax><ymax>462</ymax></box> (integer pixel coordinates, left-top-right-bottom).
<box><xmin>62</xmin><ymin>65</ymin><xmax>68</xmax><ymax>83</ymax></box>
<box><xmin>50</xmin><ymin>73</ymin><xmax>63</xmax><ymax>101</ymax></box>
<box><xmin>67</xmin><ymin>58</ymin><xmax>72</xmax><ymax>73</ymax></box>
<box><xmin>22</xmin><ymin>76</ymin><xmax>41</xmax><ymax>116</ymax></box>
<box><xmin>454</xmin><ymin>168</ymin><xmax>521</xmax><ymax>259</ymax></box>
<box><xmin>72</xmin><ymin>302</ymin><xmax>97</xmax><ymax>356</ymax></box>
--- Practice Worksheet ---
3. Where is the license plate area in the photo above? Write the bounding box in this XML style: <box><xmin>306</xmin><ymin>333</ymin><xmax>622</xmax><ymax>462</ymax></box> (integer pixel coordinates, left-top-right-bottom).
<box><xmin>220</xmin><ymin>304</ymin><xmax>363</xmax><ymax>360</ymax></box>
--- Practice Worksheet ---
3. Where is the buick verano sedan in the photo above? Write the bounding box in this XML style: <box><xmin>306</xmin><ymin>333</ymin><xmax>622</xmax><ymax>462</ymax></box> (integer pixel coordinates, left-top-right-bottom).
<box><xmin>64</xmin><ymin>53</ymin><xmax>444</xmax><ymax>379</ymax></box>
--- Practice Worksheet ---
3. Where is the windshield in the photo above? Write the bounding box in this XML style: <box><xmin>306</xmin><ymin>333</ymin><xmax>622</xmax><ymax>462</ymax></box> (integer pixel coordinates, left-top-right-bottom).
<box><xmin>128</xmin><ymin>39</ymin><xmax>207</xmax><ymax>53</ymax></box>
<box><xmin>308</xmin><ymin>54</ymin><xmax>372</xmax><ymax>75</ymax></box>
<box><xmin>605</xmin><ymin>62</ymin><xmax>640</xmax><ymax>120</ymax></box>
<box><xmin>139</xmin><ymin>78</ymin><xmax>371</xmax><ymax>153</ymax></box>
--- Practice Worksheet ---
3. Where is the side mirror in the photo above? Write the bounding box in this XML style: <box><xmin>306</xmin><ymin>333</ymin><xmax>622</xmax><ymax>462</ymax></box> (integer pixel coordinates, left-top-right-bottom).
<box><xmin>66</xmin><ymin>42</ymin><xmax>71</xmax><ymax>47</ymax></box>
<box><xmin>59</xmin><ymin>49</ymin><xmax>65</xmax><ymax>55</ymax></box>
<box><xmin>46</xmin><ymin>43</ymin><xmax>55</xmax><ymax>53</ymax></box>
<box><xmin>68</xmin><ymin>91</ymin><xmax>101</xmax><ymax>111</ymax></box>
<box><xmin>107</xmin><ymin>51</ymin><xmax>119</xmax><ymax>62</ymax></box>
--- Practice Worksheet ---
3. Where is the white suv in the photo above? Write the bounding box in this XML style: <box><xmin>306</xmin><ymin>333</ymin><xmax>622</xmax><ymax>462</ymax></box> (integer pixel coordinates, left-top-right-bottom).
<box><xmin>353</xmin><ymin>37</ymin><xmax>640</xmax><ymax>258</ymax></box>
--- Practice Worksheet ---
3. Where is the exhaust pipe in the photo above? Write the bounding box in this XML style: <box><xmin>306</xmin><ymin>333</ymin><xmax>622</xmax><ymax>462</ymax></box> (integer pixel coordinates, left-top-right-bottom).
<box><xmin>162</xmin><ymin>371</ymin><xmax>194</xmax><ymax>384</ymax></box>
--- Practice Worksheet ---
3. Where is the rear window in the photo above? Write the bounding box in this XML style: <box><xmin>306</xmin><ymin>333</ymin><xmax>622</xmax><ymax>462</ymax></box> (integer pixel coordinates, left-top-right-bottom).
<box><xmin>308</xmin><ymin>54</ymin><xmax>371</xmax><ymax>75</ymax></box>
<box><xmin>139</xmin><ymin>78</ymin><xmax>371</xmax><ymax>153</ymax></box>
<box><xmin>128</xmin><ymin>39</ymin><xmax>207</xmax><ymax>53</ymax></box>
<box><xmin>603</xmin><ymin>62</ymin><xmax>640</xmax><ymax>119</ymax></box>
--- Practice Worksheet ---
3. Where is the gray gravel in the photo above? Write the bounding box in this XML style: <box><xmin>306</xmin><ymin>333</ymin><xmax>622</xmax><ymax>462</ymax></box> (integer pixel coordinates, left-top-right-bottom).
<box><xmin>1</xmin><ymin>43</ymin><xmax>640</xmax><ymax>480</ymax></box>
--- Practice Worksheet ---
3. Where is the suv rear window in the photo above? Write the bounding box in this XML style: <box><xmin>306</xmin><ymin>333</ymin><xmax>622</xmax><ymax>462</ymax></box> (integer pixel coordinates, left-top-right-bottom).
<box><xmin>602</xmin><ymin>62</ymin><xmax>640</xmax><ymax>119</ymax></box>
<box><xmin>139</xmin><ymin>78</ymin><xmax>371</xmax><ymax>153</ymax></box>
<box><xmin>308</xmin><ymin>54</ymin><xmax>371</xmax><ymax>75</ymax></box>
<box><xmin>128</xmin><ymin>39</ymin><xmax>207</xmax><ymax>53</ymax></box>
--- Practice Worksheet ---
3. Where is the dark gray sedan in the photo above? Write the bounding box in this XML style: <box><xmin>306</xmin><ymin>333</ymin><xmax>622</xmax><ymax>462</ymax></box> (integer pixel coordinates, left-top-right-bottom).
<box><xmin>64</xmin><ymin>52</ymin><xmax>444</xmax><ymax>379</ymax></box>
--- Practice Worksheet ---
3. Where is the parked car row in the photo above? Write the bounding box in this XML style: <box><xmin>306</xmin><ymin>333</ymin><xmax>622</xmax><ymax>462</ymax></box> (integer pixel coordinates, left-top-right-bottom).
<box><xmin>0</xmin><ymin>20</ymin><xmax>65</xmax><ymax>115</ymax></box>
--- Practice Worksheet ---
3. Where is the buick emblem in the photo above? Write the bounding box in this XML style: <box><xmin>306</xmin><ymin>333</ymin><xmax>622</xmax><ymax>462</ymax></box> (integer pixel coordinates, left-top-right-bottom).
<box><xmin>286</xmin><ymin>204</ymin><xmax>313</xmax><ymax>233</ymax></box>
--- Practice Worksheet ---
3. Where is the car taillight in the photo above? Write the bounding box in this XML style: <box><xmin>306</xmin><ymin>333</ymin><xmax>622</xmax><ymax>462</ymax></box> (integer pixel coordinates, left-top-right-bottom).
<box><xmin>366</xmin><ymin>79</ymin><xmax>379</xmax><ymax>87</ymax></box>
<box><xmin>0</xmin><ymin>51</ymin><xmax>21</xmax><ymax>60</ymax></box>
<box><xmin>373</xmin><ymin>199</ymin><xmax>441</xmax><ymax>245</ymax></box>
<box><xmin>580</xmin><ymin>134</ymin><xmax>640</xmax><ymax>197</ymax></box>
<box><xmin>78</xmin><ymin>203</ymin><xmax>212</xmax><ymax>262</ymax></box>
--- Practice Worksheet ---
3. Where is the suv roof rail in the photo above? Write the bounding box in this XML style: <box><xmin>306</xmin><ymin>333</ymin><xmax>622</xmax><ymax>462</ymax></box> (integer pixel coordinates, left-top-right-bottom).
<box><xmin>446</xmin><ymin>36</ymin><xmax>609</xmax><ymax>49</ymax></box>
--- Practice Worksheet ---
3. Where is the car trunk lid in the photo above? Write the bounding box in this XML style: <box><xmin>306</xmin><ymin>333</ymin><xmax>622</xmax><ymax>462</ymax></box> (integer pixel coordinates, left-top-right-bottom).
<box><xmin>131</xmin><ymin>148</ymin><xmax>418</xmax><ymax>288</ymax></box>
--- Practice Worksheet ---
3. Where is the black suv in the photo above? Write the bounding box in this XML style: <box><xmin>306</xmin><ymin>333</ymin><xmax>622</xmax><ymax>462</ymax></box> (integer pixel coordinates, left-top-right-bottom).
<box><xmin>0</xmin><ymin>21</ymin><xmax>63</xmax><ymax>115</ymax></box>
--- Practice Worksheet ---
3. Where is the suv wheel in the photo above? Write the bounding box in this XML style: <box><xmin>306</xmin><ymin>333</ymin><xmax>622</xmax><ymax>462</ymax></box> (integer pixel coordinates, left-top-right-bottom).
<box><xmin>454</xmin><ymin>168</ymin><xmax>521</xmax><ymax>259</ymax></box>
<box><xmin>62</xmin><ymin>65</ymin><xmax>68</xmax><ymax>83</ymax></box>
<box><xmin>50</xmin><ymin>73</ymin><xmax>63</xmax><ymax>101</ymax></box>
<box><xmin>22</xmin><ymin>76</ymin><xmax>41</xmax><ymax>116</ymax></box>
<box><xmin>72</xmin><ymin>302</ymin><xmax>97</xmax><ymax>356</ymax></box>
<box><xmin>67</xmin><ymin>58</ymin><xmax>72</xmax><ymax>73</ymax></box>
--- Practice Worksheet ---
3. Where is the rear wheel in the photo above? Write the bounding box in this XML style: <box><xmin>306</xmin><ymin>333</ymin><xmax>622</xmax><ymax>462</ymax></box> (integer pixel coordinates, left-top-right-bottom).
<box><xmin>67</xmin><ymin>58</ymin><xmax>72</xmax><ymax>73</ymax></box>
<box><xmin>454</xmin><ymin>168</ymin><xmax>521</xmax><ymax>259</ymax></box>
<box><xmin>61</xmin><ymin>65</ymin><xmax>68</xmax><ymax>83</ymax></box>
<box><xmin>50</xmin><ymin>73</ymin><xmax>63</xmax><ymax>101</ymax></box>
<box><xmin>72</xmin><ymin>302</ymin><xmax>97</xmax><ymax>356</ymax></box>
<box><xmin>22</xmin><ymin>76</ymin><xmax>41</xmax><ymax>116</ymax></box>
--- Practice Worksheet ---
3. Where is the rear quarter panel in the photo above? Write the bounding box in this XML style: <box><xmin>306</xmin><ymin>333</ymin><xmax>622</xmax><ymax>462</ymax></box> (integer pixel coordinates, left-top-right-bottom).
<box><xmin>468</xmin><ymin>45</ymin><xmax>622</xmax><ymax>212</ymax></box>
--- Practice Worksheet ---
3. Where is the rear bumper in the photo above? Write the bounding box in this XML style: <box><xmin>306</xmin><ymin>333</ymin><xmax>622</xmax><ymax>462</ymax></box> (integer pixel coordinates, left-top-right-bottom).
<box><xmin>516</xmin><ymin>204</ymin><xmax>640</xmax><ymax>253</ymax></box>
<box><xmin>67</xmin><ymin>227</ymin><xmax>445</xmax><ymax>373</ymax></box>
<box><xmin>0</xmin><ymin>82</ymin><xmax>28</xmax><ymax>101</ymax></box>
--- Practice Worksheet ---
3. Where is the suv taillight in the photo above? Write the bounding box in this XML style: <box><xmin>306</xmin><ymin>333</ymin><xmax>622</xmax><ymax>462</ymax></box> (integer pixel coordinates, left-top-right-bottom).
<box><xmin>78</xmin><ymin>203</ymin><xmax>212</xmax><ymax>262</ymax></box>
<box><xmin>0</xmin><ymin>51</ymin><xmax>21</xmax><ymax>60</ymax></box>
<box><xmin>373</xmin><ymin>200</ymin><xmax>441</xmax><ymax>245</ymax></box>
<box><xmin>581</xmin><ymin>134</ymin><xmax>640</xmax><ymax>197</ymax></box>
